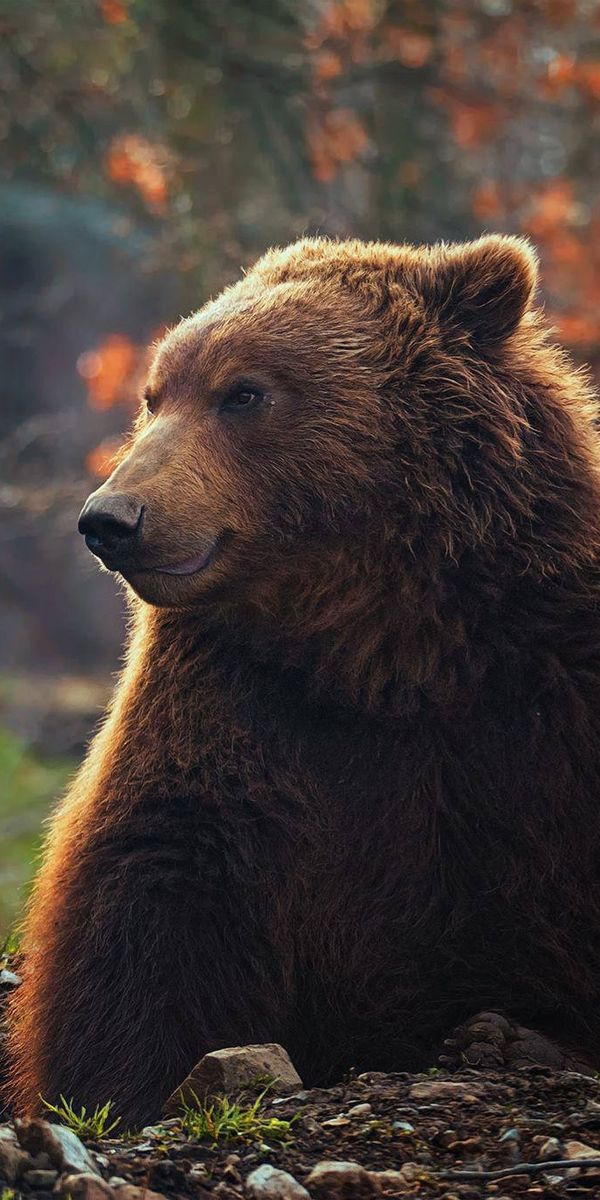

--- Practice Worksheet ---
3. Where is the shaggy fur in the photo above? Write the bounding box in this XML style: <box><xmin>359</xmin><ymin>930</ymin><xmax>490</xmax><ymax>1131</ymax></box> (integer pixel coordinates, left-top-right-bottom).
<box><xmin>8</xmin><ymin>235</ymin><xmax>600</xmax><ymax>1125</ymax></box>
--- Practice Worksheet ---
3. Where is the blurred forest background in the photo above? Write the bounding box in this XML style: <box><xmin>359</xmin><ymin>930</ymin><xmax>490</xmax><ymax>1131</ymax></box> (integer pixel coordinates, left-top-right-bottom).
<box><xmin>1</xmin><ymin>0</ymin><xmax>600</xmax><ymax>932</ymax></box>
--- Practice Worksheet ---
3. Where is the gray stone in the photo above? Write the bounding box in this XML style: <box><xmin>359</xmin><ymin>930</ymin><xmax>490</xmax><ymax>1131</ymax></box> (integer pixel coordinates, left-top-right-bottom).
<box><xmin>23</xmin><ymin>1168</ymin><xmax>59</xmax><ymax>1187</ymax></box>
<box><xmin>0</xmin><ymin>968</ymin><xmax>22</xmax><ymax>989</ymax></box>
<box><xmin>246</xmin><ymin>1164</ymin><xmax>310</xmax><ymax>1200</ymax></box>
<box><xmin>304</xmin><ymin>1161</ymin><xmax>376</xmax><ymax>1199</ymax></box>
<box><xmin>164</xmin><ymin>1043</ymin><xmax>303</xmax><ymax>1113</ymax></box>
<box><xmin>0</xmin><ymin>1125</ymin><xmax>31</xmax><ymax>1183</ymax></box>
<box><xmin>16</xmin><ymin>1118</ymin><xmax>100</xmax><ymax>1177</ymax></box>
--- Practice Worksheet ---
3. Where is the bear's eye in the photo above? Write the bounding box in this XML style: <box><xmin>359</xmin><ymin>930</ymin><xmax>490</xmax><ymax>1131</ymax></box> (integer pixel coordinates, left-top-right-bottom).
<box><xmin>220</xmin><ymin>386</ymin><xmax>265</xmax><ymax>415</ymax></box>
<box><xmin>144</xmin><ymin>388</ymin><xmax>156</xmax><ymax>415</ymax></box>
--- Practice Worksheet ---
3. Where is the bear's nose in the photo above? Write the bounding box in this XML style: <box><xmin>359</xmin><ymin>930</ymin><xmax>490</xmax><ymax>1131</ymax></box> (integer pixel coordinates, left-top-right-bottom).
<box><xmin>78</xmin><ymin>493</ymin><xmax>143</xmax><ymax>556</ymax></box>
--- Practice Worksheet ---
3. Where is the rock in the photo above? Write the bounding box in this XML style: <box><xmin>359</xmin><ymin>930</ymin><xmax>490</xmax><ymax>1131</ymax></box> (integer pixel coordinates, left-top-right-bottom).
<box><xmin>246</xmin><ymin>1164</ymin><xmax>310</xmax><ymax>1200</ymax></box>
<box><xmin>322</xmin><ymin>1116</ymin><xmax>351</xmax><ymax>1128</ymax></box>
<box><xmin>30</xmin><ymin>1152</ymin><xmax>53</xmax><ymax>1169</ymax></box>
<box><xmin>116</xmin><ymin>1187</ymin><xmax>169</xmax><ymax>1200</ymax></box>
<box><xmin>22</xmin><ymin>1168</ymin><xmax>59</xmax><ymax>1187</ymax></box>
<box><xmin>0</xmin><ymin>969</ymin><xmax>22</xmax><ymax>989</ymax></box>
<box><xmin>164</xmin><ymin>1043</ymin><xmax>303</xmax><ymax>1113</ymax></box>
<box><xmin>107</xmin><ymin>1179</ymin><xmax>128</xmax><ymax>1188</ymax></box>
<box><xmin>16</xmin><ymin>1118</ymin><xmax>100</xmax><ymax>1177</ymax></box>
<box><xmin>55</xmin><ymin>1173</ymin><xmax>115</xmax><ymax>1200</ymax></box>
<box><xmin>565</xmin><ymin>1139</ymin><xmax>600</xmax><ymax>1159</ymax></box>
<box><xmin>346</xmin><ymin>1105</ymin><xmax>372</xmax><ymax>1119</ymax></box>
<box><xmin>374</xmin><ymin>1168</ymin><xmax>417</xmax><ymax>1190</ymax></box>
<box><xmin>409</xmin><ymin>1081</ymin><xmax>480</xmax><ymax>1103</ymax></box>
<box><xmin>377</xmin><ymin>1164</ymin><xmax>420</xmax><ymax>1186</ymax></box>
<box><xmin>305</xmin><ymin>1160</ymin><xmax>376</xmax><ymax>1199</ymax></box>
<box><xmin>0</xmin><ymin>1125</ymin><xmax>32</xmax><ymax>1182</ymax></box>
<box><xmin>537</xmin><ymin>1136</ymin><xmax>561</xmax><ymax>1160</ymax></box>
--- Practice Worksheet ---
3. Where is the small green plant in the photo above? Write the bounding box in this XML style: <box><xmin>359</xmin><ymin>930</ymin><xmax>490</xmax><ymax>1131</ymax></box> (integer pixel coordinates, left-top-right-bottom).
<box><xmin>178</xmin><ymin>1088</ymin><xmax>295</xmax><ymax>1147</ymax></box>
<box><xmin>1</xmin><ymin>930</ymin><xmax>20</xmax><ymax>962</ymax></box>
<box><xmin>40</xmin><ymin>1094</ymin><xmax>121</xmax><ymax>1139</ymax></box>
<box><xmin>2</xmin><ymin>1188</ymin><xmax>17</xmax><ymax>1200</ymax></box>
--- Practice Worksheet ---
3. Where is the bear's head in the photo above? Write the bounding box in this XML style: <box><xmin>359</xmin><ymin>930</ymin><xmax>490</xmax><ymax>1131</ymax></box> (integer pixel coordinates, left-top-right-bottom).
<box><xmin>78</xmin><ymin>235</ymin><xmax>597</xmax><ymax>625</ymax></box>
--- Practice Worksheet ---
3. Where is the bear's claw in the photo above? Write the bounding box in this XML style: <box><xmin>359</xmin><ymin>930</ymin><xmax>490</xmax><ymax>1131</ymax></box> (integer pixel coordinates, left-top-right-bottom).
<box><xmin>440</xmin><ymin>1010</ymin><xmax>594</xmax><ymax>1075</ymax></box>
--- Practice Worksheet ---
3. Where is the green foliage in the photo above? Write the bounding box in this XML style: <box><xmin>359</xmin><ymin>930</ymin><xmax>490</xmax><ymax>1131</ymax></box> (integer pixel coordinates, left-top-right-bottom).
<box><xmin>1</xmin><ymin>1189</ymin><xmax>17</xmax><ymax>1200</ymax></box>
<box><xmin>177</xmin><ymin>1089</ymin><xmax>295</xmax><ymax>1147</ymax></box>
<box><xmin>40</xmin><ymin>1094</ymin><xmax>122</xmax><ymax>1139</ymax></box>
<box><xmin>1</xmin><ymin>929</ymin><xmax>20</xmax><ymax>961</ymax></box>
<box><xmin>0</xmin><ymin>727</ymin><xmax>73</xmax><ymax>935</ymax></box>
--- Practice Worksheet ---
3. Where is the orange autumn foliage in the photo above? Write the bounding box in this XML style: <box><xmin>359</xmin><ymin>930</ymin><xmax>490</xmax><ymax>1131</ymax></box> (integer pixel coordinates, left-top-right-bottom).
<box><xmin>105</xmin><ymin>134</ymin><xmax>168</xmax><ymax>212</ymax></box>
<box><xmin>99</xmin><ymin>0</ymin><xmax>127</xmax><ymax>23</ymax></box>
<box><xmin>383</xmin><ymin>27</ymin><xmax>433</xmax><ymax>69</ymax></box>
<box><xmin>77</xmin><ymin>334</ymin><xmax>139</xmax><ymax>411</ymax></box>
<box><xmin>308</xmin><ymin>108</ymin><xmax>369</xmax><ymax>182</ymax></box>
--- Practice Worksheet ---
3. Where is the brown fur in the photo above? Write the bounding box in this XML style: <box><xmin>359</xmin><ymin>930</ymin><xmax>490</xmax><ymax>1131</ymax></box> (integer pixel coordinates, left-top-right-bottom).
<box><xmin>9</xmin><ymin>235</ymin><xmax>600</xmax><ymax>1125</ymax></box>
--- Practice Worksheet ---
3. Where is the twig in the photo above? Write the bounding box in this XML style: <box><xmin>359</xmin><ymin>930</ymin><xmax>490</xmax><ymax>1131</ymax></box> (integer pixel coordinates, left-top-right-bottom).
<box><xmin>440</xmin><ymin>1157</ymin><xmax>600</xmax><ymax>1181</ymax></box>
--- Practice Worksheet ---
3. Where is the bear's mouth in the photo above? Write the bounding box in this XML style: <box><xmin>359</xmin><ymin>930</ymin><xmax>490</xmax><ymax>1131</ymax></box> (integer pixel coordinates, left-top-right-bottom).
<box><xmin>141</xmin><ymin>538</ymin><xmax>221</xmax><ymax>577</ymax></box>
<box><xmin>92</xmin><ymin>533</ymin><xmax>225</xmax><ymax>582</ymax></box>
<box><xmin>125</xmin><ymin>533</ymin><xmax>224</xmax><ymax>580</ymax></box>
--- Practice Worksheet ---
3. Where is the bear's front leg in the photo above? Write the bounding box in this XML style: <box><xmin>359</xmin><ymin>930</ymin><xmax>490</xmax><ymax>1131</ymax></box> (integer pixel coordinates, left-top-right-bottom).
<box><xmin>7</xmin><ymin>793</ymin><xmax>290</xmax><ymax>1127</ymax></box>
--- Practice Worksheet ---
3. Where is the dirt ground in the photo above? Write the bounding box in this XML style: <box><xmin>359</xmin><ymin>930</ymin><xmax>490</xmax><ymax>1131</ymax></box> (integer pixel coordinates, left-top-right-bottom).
<box><xmin>3</xmin><ymin>1066</ymin><xmax>600</xmax><ymax>1200</ymax></box>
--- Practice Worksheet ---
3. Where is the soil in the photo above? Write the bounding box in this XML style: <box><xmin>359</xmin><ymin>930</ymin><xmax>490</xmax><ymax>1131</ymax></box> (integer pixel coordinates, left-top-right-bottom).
<box><xmin>5</xmin><ymin>1066</ymin><xmax>600</xmax><ymax>1200</ymax></box>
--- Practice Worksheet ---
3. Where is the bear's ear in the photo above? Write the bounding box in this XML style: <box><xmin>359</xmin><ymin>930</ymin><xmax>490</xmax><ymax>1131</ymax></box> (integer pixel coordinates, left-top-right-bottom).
<box><xmin>422</xmin><ymin>235</ymin><xmax>538</xmax><ymax>344</ymax></box>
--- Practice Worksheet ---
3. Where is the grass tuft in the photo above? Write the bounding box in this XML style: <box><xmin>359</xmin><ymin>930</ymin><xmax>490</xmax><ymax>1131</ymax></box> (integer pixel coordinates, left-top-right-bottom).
<box><xmin>1</xmin><ymin>930</ymin><xmax>20</xmax><ymax>961</ymax></box>
<box><xmin>40</xmin><ymin>1094</ymin><xmax>121</xmax><ymax>1139</ymax></box>
<box><xmin>177</xmin><ymin>1088</ymin><xmax>295</xmax><ymax>1146</ymax></box>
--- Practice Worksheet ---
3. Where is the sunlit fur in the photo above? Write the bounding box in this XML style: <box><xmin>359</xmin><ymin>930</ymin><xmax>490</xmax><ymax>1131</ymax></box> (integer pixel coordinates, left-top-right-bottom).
<box><xmin>9</xmin><ymin>235</ymin><xmax>600</xmax><ymax>1125</ymax></box>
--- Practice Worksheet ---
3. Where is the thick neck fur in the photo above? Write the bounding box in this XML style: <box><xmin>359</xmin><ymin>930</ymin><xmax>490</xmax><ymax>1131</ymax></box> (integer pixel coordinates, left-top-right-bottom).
<box><xmin>111</xmin><ymin>345</ymin><xmax>600</xmax><ymax>772</ymax></box>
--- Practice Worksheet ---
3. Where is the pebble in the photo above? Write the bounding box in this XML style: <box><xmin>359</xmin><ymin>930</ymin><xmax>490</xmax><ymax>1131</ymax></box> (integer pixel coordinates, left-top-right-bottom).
<box><xmin>164</xmin><ymin>1042</ymin><xmax>303</xmax><ymax>1113</ymax></box>
<box><xmin>0</xmin><ymin>968</ymin><xmax>22</xmax><ymax>989</ymax></box>
<box><xmin>564</xmin><ymin>1138</ymin><xmax>600</xmax><ymax>1160</ymax></box>
<box><xmin>409</xmin><ymin>1081</ymin><xmax>480</xmax><ymax>1103</ymax></box>
<box><xmin>245</xmin><ymin>1164</ymin><xmax>310</xmax><ymax>1200</ymax></box>
<box><xmin>107</xmin><ymin>1179</ymin><xmax>128</xmax><ymax>1188</ymax></box>
<box><xmin>498</xmin><ymin>1127</ymin><xmax>519</xmax><ymax>1143</ymax></box>
<box><xmin>374</xmin><ymin>1166</ymin><xmax>417</xmax><ymax>1185</ymax></box>
<box><xmin>115</xmin><ymin>1187</ymin><xmax>166</xmax><ymax>1200</ymax></box>
<box><xmin>392</xmin><ymin>1120</ymin><xmax>414</xmax><ymax>1133</ymax></box>
<box><xmin>188</xmin><ymin>1164</ymin><xmax>209</xmax><ymax>1180</ymax></box>
<box><xmin>322</xmin><ymin>1116</ymin><xmax>351</xmax><ymax>1128</ymax></box>
<box><xmin>55</xmin><ymin>1173</ymin><xmax>115</xmax><ymax>1200</ymax></box>
<box><xmin>22</xmin><ymin>1168</ymin><xmax>59</xmax><ymax>1187</ymax></box>
<box><xmin>305</xmin><ymin>1160</ymin><xmax>374</xmax><ymax>1200</ymax></box>
<box><xmin>346</xmin><ymin>1104</ymin><xmax>372</xmax><ymax>1119</ymax></box>
<box><xmin>536</xmin><ymin>1136</ymin><xmax>561</xmax><ymax>1160</ymax></box>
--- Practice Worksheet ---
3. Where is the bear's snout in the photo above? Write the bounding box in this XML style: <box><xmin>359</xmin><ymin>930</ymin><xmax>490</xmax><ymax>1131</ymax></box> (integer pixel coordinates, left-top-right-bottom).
<box><xmin>78</xmin><ymin>490</ymin><xmax>143</xmax><ymax>561</ymax></box>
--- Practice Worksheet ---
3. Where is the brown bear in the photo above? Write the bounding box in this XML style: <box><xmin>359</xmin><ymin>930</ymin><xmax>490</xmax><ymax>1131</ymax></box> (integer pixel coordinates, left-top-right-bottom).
<box><xmin>8</xmin><ymin>234</ymin><xmax>600</xmax><ymax>1126</ymax></box>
